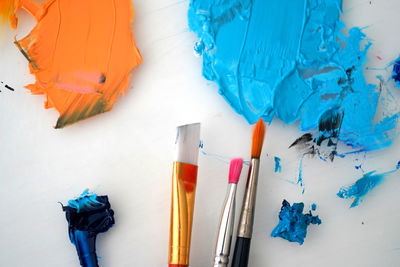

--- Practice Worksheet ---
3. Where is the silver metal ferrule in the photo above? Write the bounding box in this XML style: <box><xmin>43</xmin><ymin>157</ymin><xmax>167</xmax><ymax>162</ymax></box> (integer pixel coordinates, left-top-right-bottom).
<box><xmin>212</xmin><ymin>183</ymin><xmax>237</xmax><ymax>267</ymax></box>
<box><xmin>237</xmin><ymin>158</ymin><xmax>260</xmax><ymax>238</ymax></box>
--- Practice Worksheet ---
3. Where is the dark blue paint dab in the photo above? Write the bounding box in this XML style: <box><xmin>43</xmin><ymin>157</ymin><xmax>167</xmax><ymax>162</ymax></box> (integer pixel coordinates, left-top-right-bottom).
<box><xmin>392</xmin><ymin>58</ymin><xmax>400</xmax><ymax>86</ymax></box>
<box><xmin>62</xmin><ymin>190</ymin><xmax>114</xmax><ymax>267</ymax></box>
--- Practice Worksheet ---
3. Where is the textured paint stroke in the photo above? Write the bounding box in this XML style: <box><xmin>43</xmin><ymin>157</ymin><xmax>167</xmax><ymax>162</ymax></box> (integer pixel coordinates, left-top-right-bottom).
<box><xmin>188</xmin><ymin>0</ymin><xmax>399</xmax><ymax>151</ymax></box>
<box><xmin>10</xmin><ymin>0</ymin><xmax>142</xmax><ymax>128</ymax></box>
<box><xmin>337</xmin><ymin>164</ymin><xmax>400</xmax><ymax>208</ymax></box>
<box><xmin>62</xmin><ymin>190</ymin><xmax>115</xmax><ymax>267</ymax></box>
<box><xmin>0</xmin><ymin>0</ymin><xmax>18</xmax><ymax>28</ymax></box>
<box><xmin>271</xmin><ymin>200</ymin><xmax>321</xmax><ymax>245</ymax></box>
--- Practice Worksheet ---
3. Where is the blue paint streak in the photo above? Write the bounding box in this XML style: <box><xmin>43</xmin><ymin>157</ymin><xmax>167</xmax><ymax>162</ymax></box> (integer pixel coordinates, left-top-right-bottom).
<box><xmin>297</xmin><ymin>157</ymin><xmax>305</xmax><ymax>194</ymax></box>
<box><xmin>337</xmin><ymin>167</ymin><xmax>399</xmax><ymax>208</ymax></box>
<box><xmin>271</xmin><ymin>200</ymin><xmax>321</xmax><ymax>245</ymax></box>
<box><xmin>274</xmin><ymin>157</ymin><xmax>282</xmax><ymax>173</ymax></box>
<box><xmin>188</xmin><ymin>0</ymin><xmax>399</xmax><ymax>151</ymax></box>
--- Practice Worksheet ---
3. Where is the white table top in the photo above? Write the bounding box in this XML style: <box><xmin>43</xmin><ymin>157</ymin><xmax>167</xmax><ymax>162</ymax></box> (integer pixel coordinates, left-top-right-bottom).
<box><xmin>1</xmin><ymin>0</ymin><xmax>400</xmax><ymax>266</ymax></box>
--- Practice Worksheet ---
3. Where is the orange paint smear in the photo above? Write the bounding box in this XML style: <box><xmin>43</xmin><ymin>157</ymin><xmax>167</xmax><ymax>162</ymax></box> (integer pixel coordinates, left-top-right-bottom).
<box><xmin>0</xmin><ymin>0</ymin><xmax>19</xmax><ymax>28</ymax></box>
<box><xmin>14</xmin><ymin>0</ymin><xmax>142</xmax><ymax>128</ymax></box>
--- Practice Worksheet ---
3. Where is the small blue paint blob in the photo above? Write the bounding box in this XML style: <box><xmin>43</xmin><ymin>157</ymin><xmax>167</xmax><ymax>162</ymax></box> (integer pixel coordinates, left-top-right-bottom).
<box><xmin>337</xmin><ymin>167</ymin><xmax>399</xmax><ymax>207</ymax></box>
<box><xmin>62</xmin><ymin>190</ymin><xmax>114</xmax><ymax>267</ymax></box>
<box><xmin>392</xmin><ymin>57</ymin><xmax>400</xmax><ymax>87</ymax></box>
<box><xmin>397</xmin><ymin>161</ymin><xmax>400</xmax><ymax>169</ymax></box>
<box><xmin>311</xmin><ymin>203</ymin><xmax>317</xmax><ymax>211</ymax></box>
<box><xmin>271</xmin><ymin>200</ymin><xmax>321</xmax><ymax>245</ymax></box>
<box><xmin>274</xmin><ymin>157</ymin><xmax>282</xmax><ymax>173</ymax></box>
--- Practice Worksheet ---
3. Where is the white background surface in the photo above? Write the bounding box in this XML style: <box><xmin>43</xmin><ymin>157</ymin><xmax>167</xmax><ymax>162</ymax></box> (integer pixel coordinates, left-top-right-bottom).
<box><xmin>1</xmin><ymin>0</ymin><xmax>400</xmax><ymax>266</ymax></box>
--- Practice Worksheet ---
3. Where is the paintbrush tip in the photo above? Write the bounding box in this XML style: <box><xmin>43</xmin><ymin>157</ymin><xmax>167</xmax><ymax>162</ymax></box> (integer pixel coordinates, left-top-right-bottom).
<box><xmin>229</xmin><ymin>158</ymin><xmax>243</xmax><ymax>184</ymax></box>
<box><xmin>251</xmin><ymin>118</ymin><xmax>266</xmax><ymax>158</ymax></box>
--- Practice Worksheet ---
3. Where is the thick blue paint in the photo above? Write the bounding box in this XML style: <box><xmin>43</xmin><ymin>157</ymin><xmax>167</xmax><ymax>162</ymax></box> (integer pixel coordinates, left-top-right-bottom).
<box><xmin>67</xmin><ymin>190</ymin><xmax>102</xmax><ymax>214</ymax></box>
<box><xmin>337</xmin><ymin>167</ymin><xmax>399</xmax><ymax>208</ymax></box>
<box><xmin>271</xmin><ymin>200</ymin><xmax>321</xmax><ymax>245</ymax></box>
<box><xmin>311</xmin><ymin>203</ymin><xmax>317</xmax><ymax>211</ymax></box>
<box><xmin>274</xmin><ymin>157</ymin><xmax>282</xmax><ymax>173</ymax></box>
<box><xmin>63</xmin><ymin>191</ymin><xmax>114</xmax><ymax>267</ymax></box>
<box><xmin>188</xmin><ymin>0</ymin><xmax>399</xmax><ymax>151</ymax></box>
<box><xmin>392</xmin><ymin>57</ymin><xmax>400</xmax><ymax>87</ymax></box>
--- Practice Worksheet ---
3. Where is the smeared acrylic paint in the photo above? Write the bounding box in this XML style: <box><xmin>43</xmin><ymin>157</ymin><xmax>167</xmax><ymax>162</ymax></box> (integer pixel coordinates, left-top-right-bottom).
<box><xmin>0</xmin><ymin>0</ymin><xmax>18</xmax><ymax>28</ymax></box>
<box><xmin>274</xmin><ymin>156</ymin><xmax>282</xmax><ymax>173</ymax></box>
<box><xmin>337</xmin><ymin>164</ymin><xmax>400</xmax><ymax>207</ymax></box>
<box><xmin>271</xmin><ymin>200</ymin><xmax>321</xmax><ymax>245</ymax></box>
<box><xmin>9</xmin><ymin>0</ymin><xmax>142</xmax><ymax>128</ymax></box>
<box><xmin>311</xmin><ymin>203</ymin><xmax>317</xmax><ymax>211</ymax></box>
<box><xmin>188</xmin><ymin>0</ymin><xmax>399</xmax><ymax>151</ymax></box>
<box><xmin>62</xmin><ymin>190</ymin><xmax>114</xmax><ymax>267</ymax></box>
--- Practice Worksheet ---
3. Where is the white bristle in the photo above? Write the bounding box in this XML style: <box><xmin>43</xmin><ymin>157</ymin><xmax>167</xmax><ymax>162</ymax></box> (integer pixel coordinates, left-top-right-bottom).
<box><xmin>173</xmin><ymin>123</ymin><xmax>201</xmax><ymax>165</ymax></box>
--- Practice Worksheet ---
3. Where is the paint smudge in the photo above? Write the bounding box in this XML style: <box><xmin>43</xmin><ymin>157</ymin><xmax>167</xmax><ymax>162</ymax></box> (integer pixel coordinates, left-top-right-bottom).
<box><xmin>337</xmin><ymin>164</ymin><xmax>400</xmax><ymax>207</ymax></box>
<box><xmin>392</xmin><ymin>57</ymin><xmax>400</xmax><ymax>87</ymax></box>
<box><xmin>62</xmin><ymin>190</ymin><xmax>114</xmax><ymax>267</ymax></box>
<box><xmin>11</xmin><ymin>0</ymin><xmax>142</xmax><ymax>128</ymax></box>
<box><xmin>274</xmin><ymin>156</ymin><xmax>282</xmax><ymax>173</ymax></box>
<box><xmin>271</xmin><ymin>200</ymin><xmax>321</xmax><ymax>245</ymax></box>
<box><xmin>188</xmin><ymin>0</ymin><xmax>399</xmax><ymax>151</ymax></box>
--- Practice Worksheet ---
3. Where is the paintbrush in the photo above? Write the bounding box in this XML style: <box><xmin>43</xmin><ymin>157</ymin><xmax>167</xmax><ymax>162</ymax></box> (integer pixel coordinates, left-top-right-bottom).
<box><xmin>231</xmin><ymin>119</ymin><xmax>266</xmax><ymax>267</ymax></box>
<box><xmin>168</xmin><ymin>123</ymin><xmax>200</xmax><ymax>267</ymax></box>
<box><xmin>212</xmin><ymin>158</ymin><xmax>243</xmax><ymax>267</ymax></box>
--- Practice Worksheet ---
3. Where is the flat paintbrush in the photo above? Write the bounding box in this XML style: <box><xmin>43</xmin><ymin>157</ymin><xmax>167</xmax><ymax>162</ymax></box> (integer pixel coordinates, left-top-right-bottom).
<box><xmin>212</xmin><ymin>158</ymin><xmax>243</xmax><ymax>267</ymax></box>
<box><xmin>231</xmin><ymin>119</ymin><xmax>266</xmax><ymax>267</ymax></box>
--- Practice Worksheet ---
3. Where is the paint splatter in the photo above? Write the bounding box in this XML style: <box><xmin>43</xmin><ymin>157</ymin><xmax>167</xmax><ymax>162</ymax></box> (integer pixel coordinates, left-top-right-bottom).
<box><xmin>311</xmin><ymin>203</ymin><xmax>317</xmax><ymax>211</ymax></box>
<box><xmin>337</xmin><ymin>165</ymin><xmax>400</xmax><ymax>207</ymax></box>
<box><xmin>274</xmin><ymin>156</ymin><xmax>282</xmax><ymax>173</ymax></box>
<box><xmin>11</xmin><ymin>0</ymin><xmax>142</xmax><ymax>128</ymax></box>
<box><xmin>62</xmin><ymin>190</ymin><xmax>114</xmax><ymax>267</ymax></box>
<box><xmin>188</xmin><ymin>0</ymin><xmax>399</xmax><ymax>151</ymax></box>
<box><xmin>271</xmin><ymin>200</ymin><xmax>321</xmax><ymax>245</ymax></box>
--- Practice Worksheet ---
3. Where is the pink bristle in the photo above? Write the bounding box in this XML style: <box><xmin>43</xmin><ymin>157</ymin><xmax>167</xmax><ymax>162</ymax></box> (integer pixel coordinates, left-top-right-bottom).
<box><xmin>229</xmin><ymin>158</ymin><xmax>243</xmax><ymax>184</ymax></box>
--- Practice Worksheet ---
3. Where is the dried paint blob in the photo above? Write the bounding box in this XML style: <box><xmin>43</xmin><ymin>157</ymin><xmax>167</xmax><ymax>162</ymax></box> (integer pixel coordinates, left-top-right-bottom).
<box><xmin>188</xmin><ymin>0</ymin><xmax>399</xmax><ymax>151</ymax></box>
<box><xmin>271</xmin><ymin>200</ymin><xmax>321</xmax><ymax>245</ymax></box>
<box><xmin>62</xmin><ymin>190</ymin><xmax>114</xmax><ymax>267</ymax></box>
<box><xmin>12</xmin><ymin>0</ymin><xmax>142</xmax><ymax>128</ymax></box>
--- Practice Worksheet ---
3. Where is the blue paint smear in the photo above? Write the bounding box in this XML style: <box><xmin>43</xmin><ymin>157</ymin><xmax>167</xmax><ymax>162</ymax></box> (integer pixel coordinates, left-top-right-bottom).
<box><xmin>311</xmin><ymin>203</ymin><xmax>317</xmax><ymax>211</ymax></box>
<box><xmin>62</xmin><ymin>190</ymin><xmax>115</xmax><ymax>267</ymax></box>
<box><xmin>297</xmin><ymin>157</ymin><xmax>305</xmax><ymax>194</ymax></box>
<box><xmin>392</xmin><ymin>57</ymin><xmax>400</xmax><ymax>87</ymax></box>
<box><xmin>337</xmin><ymin>166</ymin><xmax>399</xmax><ymax>208</ymax></box>
<box><xmin>188</xmin><ymin>0</ymin><xmax>399</xmax><ymax>151</ymax></box>
<box><xmin>271</xmin><ymin>200</ymin><xmax>321</xmax><ymax>245</ymax></box>
<box><xmin>274</xmin><ymin>157</ymin><xmax>282</xmax><ymax>173</ymax></box>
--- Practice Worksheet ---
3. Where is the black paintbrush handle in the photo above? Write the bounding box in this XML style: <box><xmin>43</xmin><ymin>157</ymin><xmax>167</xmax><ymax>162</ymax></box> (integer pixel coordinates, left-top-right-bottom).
<box><xmin>231</xmin><ymin>236</ymin><xmax>251</xmax><ymax>267</ymax></box>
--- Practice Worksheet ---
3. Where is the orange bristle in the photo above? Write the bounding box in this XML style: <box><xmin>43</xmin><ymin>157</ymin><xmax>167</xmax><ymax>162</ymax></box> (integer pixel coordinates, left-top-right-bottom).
<box><xmin>228</xmin><ymin>158</ymin><xmax>243</xmax><ymax>184</ymax></box>
<box><xmin>251</xmin><ymin>119</ymin><xmax>266</xmax><ymax>158</ymax></box>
